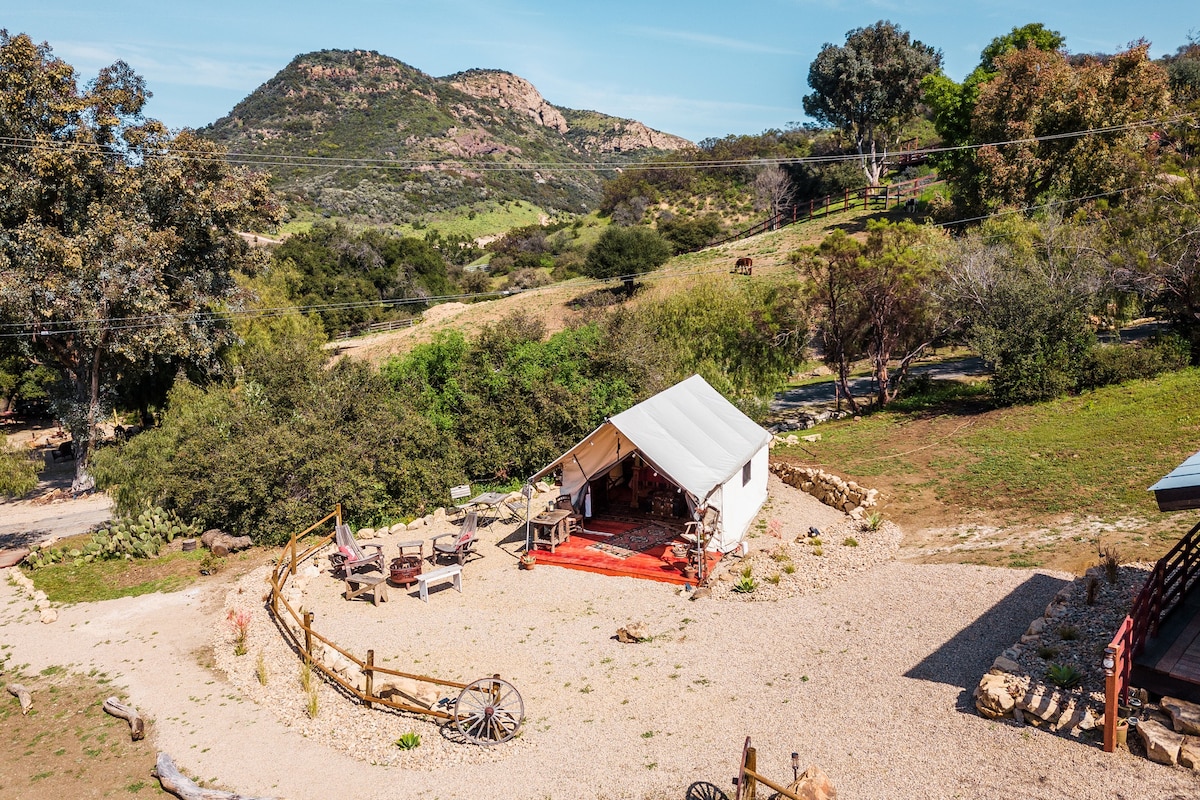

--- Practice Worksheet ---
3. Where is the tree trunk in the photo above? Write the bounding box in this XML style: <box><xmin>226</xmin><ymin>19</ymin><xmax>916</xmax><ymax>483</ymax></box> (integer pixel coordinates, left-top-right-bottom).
<box><xmin>154</xmin><ymin>752</ymin><xmax>277</xmax><ymax>800</ymax></box>
<box><xmin>102</xmin><ymin>696</ymin><xmax>145</xmax><ymax>740</ymax></box>
<box><xmin>200</xmin><ymin>530</ymin><xmax>253</xmax><ymax>556</ymax></box>
<box><xmin>72</xmin><ymin>341</ymin><xmax>105</xmax><ymax>494</ymax></box>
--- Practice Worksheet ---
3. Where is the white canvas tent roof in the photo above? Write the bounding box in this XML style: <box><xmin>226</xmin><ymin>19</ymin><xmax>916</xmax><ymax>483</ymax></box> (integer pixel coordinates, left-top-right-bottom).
<box><xmin>532</xmin><ymin>375</ymin><xmax>772</xmax><ymax>550</ymax></box>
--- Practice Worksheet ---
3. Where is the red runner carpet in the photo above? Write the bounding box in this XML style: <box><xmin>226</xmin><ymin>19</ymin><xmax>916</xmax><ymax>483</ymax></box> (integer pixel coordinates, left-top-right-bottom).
<box><xmin>533</xmin><ymin>527</ymin><xmax>721</xmax><ymax>585</ymax></box>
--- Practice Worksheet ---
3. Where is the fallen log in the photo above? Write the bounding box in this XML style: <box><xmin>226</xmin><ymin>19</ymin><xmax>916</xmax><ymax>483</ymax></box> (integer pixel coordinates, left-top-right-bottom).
<box><xmin>103</xmin><ymin>696</ymin><xmax>145</xmax><ymax>740</ymax></box>
<box><xmin>154</xmin><ymin>752</ymin><xmax>277</xmax><ymax>800</ymax></box>
<box><xmin>200</xmin><ymin>529</ymin><xmax>252</xmax><ymax>557</ymax></box>
<box><xmin>7</xmin><ymin>683</ymin><xmax>32</xmax><ymax>714</ymax></box>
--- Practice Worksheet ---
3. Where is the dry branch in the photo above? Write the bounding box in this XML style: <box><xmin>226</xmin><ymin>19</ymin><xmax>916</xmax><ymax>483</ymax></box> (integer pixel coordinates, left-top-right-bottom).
<box><xmin>7</xmin><ymin>682</ymin><xmax>32</xmax><ymax>714</ymax></box>
<box><xmin>154</xmin><ymin>752</ymin><xmax>277</xmax><ymax>800</ymax></box>
<box><xmin>103</xmin><ymin>696</ymin><xmax>145</xmax><ymax>740</ymax></box>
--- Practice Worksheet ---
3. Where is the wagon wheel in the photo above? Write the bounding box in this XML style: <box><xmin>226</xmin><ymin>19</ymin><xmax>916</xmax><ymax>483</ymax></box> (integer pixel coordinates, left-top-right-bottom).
<box><xmin>453</xmin><ymin>677</ymin><xmax>524</xmax><ymax>745</ymax></box>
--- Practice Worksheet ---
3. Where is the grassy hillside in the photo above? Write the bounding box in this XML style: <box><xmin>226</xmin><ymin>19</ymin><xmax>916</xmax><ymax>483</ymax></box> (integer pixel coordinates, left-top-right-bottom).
<box><xmin>773</xmin><ymin>369</ymin><xmax>1200</xmax><ymax>571</ymax></box>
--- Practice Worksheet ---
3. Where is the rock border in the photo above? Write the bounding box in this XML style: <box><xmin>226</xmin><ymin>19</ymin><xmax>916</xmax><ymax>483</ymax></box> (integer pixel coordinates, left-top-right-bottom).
<box><xmin>769</xmin><ymin>462</ymin><xmax>879</xmax><ymax>520</ymax></box>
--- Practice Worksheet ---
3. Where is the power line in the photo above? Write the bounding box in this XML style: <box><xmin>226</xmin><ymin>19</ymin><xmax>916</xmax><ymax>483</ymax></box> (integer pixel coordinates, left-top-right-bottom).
<box><xmin>0</xmin><ymin>180</ymin><xmax>1151</xmax><ymax>339</ymax></box>
<box><xmin>0</xmin><ymin>114</ymin><xmax>1187</xmax><ymax>174</ymax></box>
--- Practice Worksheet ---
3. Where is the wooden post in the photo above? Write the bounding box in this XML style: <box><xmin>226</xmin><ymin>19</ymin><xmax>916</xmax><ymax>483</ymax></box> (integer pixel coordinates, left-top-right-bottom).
<box><xmin>289</xmin><ymin>536</ymin><xmax>297</xmax><ymax>579</ymax></box>
<box><xmin>843</xmin><ymin>189</ymin><xmax>849</xmax><ymax>212</ymax></box>
<box><xmin>364</xmin><ymin>650</ymin><xmax>374</xmax><ymax>708</ymax></box>
<box><xmin>744</xmin><ymin>746</ymin><xmax>758</xmax><ymax>800</ymax></box>
<box><xmin>1103</xmin><ymin>644</ymin><xmax>1118</xmax><ymax>752</ymax></box>
<box><xmin>303</xmin><ymin>611</ymin><xmax>314</xmax><ymax>660</ymax></box>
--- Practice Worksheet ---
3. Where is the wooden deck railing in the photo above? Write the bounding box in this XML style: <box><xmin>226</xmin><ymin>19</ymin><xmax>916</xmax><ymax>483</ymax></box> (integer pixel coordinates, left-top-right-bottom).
<box><xmin>1104</xmin><ymin>518</ymin><xmax>1200</xmax><ymax>751</ymax></box>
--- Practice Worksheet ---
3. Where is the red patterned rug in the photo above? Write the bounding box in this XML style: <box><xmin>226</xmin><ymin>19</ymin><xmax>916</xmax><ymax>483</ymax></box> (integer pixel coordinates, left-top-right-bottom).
<box><xmin>588</xmin><ymin>524</ymin><xmax>676</xmax><ymax>560</ymax></box>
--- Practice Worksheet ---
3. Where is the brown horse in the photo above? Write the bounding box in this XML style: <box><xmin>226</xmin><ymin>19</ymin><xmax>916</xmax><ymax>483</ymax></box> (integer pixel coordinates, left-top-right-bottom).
<box><xmin>732</xmin><ymin>257</ymin><xmax>753</xmax><ymax>276</ymax></box>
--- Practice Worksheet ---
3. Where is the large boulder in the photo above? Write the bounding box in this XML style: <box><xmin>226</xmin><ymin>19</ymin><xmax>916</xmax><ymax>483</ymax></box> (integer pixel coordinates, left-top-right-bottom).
<box><xmin>974</xmin><ymin>673</ymin><xmax>1014</xmax><ymax>719</ymax></box>
<box><xmin>1180</xmin><ymin>736</ymin><xmax>1200</xmax><ymax>770</ymax></box>
<box><xmin>784</xmin><ymin>765</ymin><xmax>837</xmax><ymax>800</ymax></box>
<box><xmin>1137</xmin><ymin>718</ymin><xmax>1185</xmax><ymax>766</ymax></box>
<box><xmin>1161</xmin><ymin>696</ymin><xmax>1200</xmax><ymax>735</ymax></box>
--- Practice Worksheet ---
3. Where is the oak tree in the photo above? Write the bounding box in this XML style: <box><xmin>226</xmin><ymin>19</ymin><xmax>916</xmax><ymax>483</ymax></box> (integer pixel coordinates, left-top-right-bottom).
<box><xmin>803</xmin><ymin>21</ymin><xmax>941</xmax><ymax>186</ymax></box>
<box><xmin>0</xmin><ymin>32</ymin><xmax>276</xmax><ymax>490</ymax></box>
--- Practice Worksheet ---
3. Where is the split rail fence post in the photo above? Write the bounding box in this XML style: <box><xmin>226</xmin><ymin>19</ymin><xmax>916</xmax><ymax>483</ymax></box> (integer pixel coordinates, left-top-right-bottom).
<box><xmin>303</xmin><ymin>611</ymin><xmax>314</xmax><ymax>660</ymax></box>
<box><xmin>744</xmin><ymin>746</ymin><xmax>758</xmax><ymax>800</ymax></box>
<box><xmin>364</xmin><ymin>650</ymin><xmax>374</xmax><ymax>708</ymax></box>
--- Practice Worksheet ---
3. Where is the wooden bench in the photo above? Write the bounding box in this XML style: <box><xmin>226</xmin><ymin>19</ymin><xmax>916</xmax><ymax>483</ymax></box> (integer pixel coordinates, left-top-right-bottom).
<box><xmin>415</xmin><ymin>564</ymin><xmax>462</xmax><ymax>603</ymax></box>
<box><xmin>344</xmin><ymin>573</ymin><xmax>388</xmax><ymax>606</ymax></box>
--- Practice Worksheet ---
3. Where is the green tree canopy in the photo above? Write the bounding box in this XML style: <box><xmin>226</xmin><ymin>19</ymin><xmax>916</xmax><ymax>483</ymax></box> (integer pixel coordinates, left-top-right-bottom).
<box><xmin>802</xmin><ymin>20</ymin><xmax>942</xmax><ymax>185</ymax></box>
<box><xmin>0</xmin><ymin>31</ymin><xmax>276</xmax><ymax>489</ymax></box>
<box><xmin>583</xmin><ymin>226</ymin><xmax>672</xmax><ymax>293</ymax></box>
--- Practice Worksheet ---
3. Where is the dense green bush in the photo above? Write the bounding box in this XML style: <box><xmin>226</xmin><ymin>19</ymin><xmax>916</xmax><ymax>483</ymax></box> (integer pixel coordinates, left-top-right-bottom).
<box><xmin>93</xmin><ymin>334</ymin><xmax>462</xmax><ymax>545</ymax></box>
<box><xmin>1076</xmin><ymin>335</ymin><xmax>1191</xmax><ymax>391</ymax></box>
<box><xmin>0</xmin><ymin>435</ymin><xmax>41</xmax><ymax>498</ymax></box>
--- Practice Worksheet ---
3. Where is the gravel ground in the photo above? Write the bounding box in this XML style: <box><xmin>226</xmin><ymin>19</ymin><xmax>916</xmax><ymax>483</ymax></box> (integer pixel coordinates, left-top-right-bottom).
<box><xmin>201</xmin><ymin>477</ymin><xmax>1200</xmax><ymax>799</ymax></box>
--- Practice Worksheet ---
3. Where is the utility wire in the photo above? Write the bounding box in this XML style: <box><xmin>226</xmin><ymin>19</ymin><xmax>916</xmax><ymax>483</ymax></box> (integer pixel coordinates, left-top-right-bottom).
<box><xmin>0</xmin><ymin>180</ymin><xmax>1150</xmax><ymax>339</ymax></box>
<box><xmin>0</xmin><ymin>114</ymin><xmax>1188</xmax><ymax>174</ymax></box>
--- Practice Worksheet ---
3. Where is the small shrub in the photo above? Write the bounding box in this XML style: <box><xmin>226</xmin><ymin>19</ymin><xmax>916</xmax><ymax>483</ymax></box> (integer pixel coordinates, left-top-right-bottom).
<box><xmin>1058</xmin><ymin>624</ymin><xmax>1080</xmax><ymax>641</ymax></box>
<box><xmin>770</xmin><ymin>546</ymin><xmax>792</xmax><ymax>563</ymax></box>
<box><xmin>200</xmin><ymin>551</ymin><xmax>225</xmax><ymax>575</ymax></box>
<box><xmin>766</xmin><ymin>573</ymin><xmax>781</xmax><ymax>585</ymax></box>
<box><xmin>1037</xmin><ymin>645</ymin><xmax>1061</xmax><ymax>660</ymax></box>
<box><xmin>812</xmin><ymin>546</ymin><xmax>824</xmax><ymax>557</ymax></box>
<box><xmin>227</xmin><ymin>609</ymin><xmax>251</xmax><ymax>656</ymax></box>
<box><xmin>1100</xmin><ymin>547</ymin><xmax>1121</xmax><ymax>584</ymax></box>
<box><xmin>1046</xmin><ymin>663</ymin><xmax>1083</xmax><ymax>689</ymax></box>
<box><xmin>256</xmin><ymin>651</ymin><xmax>269</xmax><ymax>685</ymax></box>
<box><xmin>783</xmin><ymin>564</ymin><xmax>796</xmax><ymax>575</ymax></box>
<box><xmin>843</xmin><ymin>537</ymin><xmax>859</xmax><ymax>547</ymax></box>
<box><xmin>395</xmin><ymin>732</ymin><xmax>421</xmax><ymax>750</ymax></box>
<box><xmin>299</xmin><ymin>660</ymin><xmax>313</xmax><ymax>693</ymax></box>
<box><xmin>306</xmin><ymin>686</ymin><xmax>319</xmax><ymax>719</ymax></box>
<box><xmin>733</xmin><ymin>570</ymin><xmax>758</xmax><ymax>594</ymax></box>
<box><xmin>808</xmin><ymin>537</ymin><xmax>823</xmax><ymax>547</ymax></box>
<box><xmin>865</xmin><ymin>512</ymin><xmax>883</xmax><ymax>532</ymax></box>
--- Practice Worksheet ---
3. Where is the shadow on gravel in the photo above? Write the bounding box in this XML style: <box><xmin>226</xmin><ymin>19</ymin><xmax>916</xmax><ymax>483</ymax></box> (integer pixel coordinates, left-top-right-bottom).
<box><xmin>904</xmin><ymin>572</ymin><xmax>1069</xmax><ymax>713</ymax></box>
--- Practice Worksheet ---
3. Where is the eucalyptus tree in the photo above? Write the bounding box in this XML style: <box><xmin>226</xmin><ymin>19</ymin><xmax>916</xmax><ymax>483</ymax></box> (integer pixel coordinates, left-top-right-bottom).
<box><xmin>0</xmin><ymin>31</ymin><xmax>276</xmax><ymax>489</ymax></box>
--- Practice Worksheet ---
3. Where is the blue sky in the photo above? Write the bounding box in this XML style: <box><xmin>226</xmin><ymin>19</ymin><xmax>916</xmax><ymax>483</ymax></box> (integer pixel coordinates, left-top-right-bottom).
<box><xmin>7</xmin><ymin>2</ymin><xmax>1197</xmax><ymax>143</ymax></box>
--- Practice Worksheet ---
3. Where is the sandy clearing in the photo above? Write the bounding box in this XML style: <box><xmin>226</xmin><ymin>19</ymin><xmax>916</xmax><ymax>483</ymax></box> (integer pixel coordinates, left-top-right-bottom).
<box><xmin>2</xmin><ymin>478</ymin><xmax>1196</xmax><ymax>799</ymax></box>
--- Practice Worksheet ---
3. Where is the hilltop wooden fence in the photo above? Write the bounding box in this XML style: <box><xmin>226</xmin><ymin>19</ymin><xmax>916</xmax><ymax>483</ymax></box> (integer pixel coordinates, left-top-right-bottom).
<box><xmin>701</xmin><ymin>173</ymin><xmax>942</xmax><ymax>252</ymax></box>
<box><xmin>334</xmin><ymin>315</ymin><xmax>422</xmax><ymax>341</ymax></box>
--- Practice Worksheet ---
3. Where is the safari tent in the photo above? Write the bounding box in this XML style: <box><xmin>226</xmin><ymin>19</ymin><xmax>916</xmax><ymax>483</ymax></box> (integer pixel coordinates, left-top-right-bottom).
<box><xmin>532</xmin><ymin>374</ymin><xmax>771</xmax><ymax>553</ymax></box>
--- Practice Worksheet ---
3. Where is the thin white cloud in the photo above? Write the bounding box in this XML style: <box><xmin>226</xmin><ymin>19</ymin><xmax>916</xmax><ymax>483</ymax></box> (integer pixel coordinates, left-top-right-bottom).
<box><xmin>627</xmin><ymin>26</ymin><xmax>802</xmax><ymax>57</ymax></box>
<box><xmin>52</xmin><ymin>39</ymin><xmax>278</xmax><ymax>92</ymax></box>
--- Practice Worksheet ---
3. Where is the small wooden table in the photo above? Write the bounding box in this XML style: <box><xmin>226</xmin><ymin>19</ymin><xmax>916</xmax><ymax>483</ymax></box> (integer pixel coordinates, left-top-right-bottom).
<box><xmin>531</xmin><ymin>509</ymin><xmax>571</xmax><ymax>553</ymax></box>
<box><xmin>344</xmin><ymin>573</ymin><xmax>388</xmax><ymax>606</ymax></box>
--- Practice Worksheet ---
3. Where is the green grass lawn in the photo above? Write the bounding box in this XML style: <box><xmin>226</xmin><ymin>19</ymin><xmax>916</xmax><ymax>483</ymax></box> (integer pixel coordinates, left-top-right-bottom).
<box><xmin>785</xmin><ymin>367</ymin><xmax>1200</xmax><ymax>523</ymax></box>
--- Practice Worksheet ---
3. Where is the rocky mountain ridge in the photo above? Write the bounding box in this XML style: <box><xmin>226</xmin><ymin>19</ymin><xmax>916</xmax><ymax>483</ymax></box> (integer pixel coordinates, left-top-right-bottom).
<box><xmin>201</xmin><ymin>50</ymin><xmax>692</xmax><ymax>222</ymax></box>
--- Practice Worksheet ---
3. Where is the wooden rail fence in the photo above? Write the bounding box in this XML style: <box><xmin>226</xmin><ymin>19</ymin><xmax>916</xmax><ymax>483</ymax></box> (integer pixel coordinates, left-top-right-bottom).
<box><xmin>700</xmin><ymin>173</ymin><xmax>942</xmax><ymax>252</ymax></box>
<box><xmin>334</xmin><ymin>315</ymin><xmax>422</xmax><ymax>341</ymax></box>
<box><xmin>1103</xmin><ymin>518</ymin><xmax>1200</xmax><ymax>751</ymax></box>
<box><xmin>266</xmin><ymin>505</ymin><xmax>518</xmax><ymax>735</ymax></box>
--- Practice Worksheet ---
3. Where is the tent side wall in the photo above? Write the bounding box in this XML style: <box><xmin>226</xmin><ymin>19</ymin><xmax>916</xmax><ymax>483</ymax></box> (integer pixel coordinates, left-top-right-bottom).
<box><xmin>708</xmin><ymin>443</ymin><xmax>770</xmax><ymax>552</ymax></box>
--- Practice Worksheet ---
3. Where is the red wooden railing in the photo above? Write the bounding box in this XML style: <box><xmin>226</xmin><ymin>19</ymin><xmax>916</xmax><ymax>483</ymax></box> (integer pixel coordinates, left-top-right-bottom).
<box><xmin>1104</xmin><ymin>518</ymin><xmax>1200</xmax><ymax>751</ymax></box>
<box><xmin>699</xmin><ymin>173</ymin><xmax>942</xmax><ymax>252</ymax></box>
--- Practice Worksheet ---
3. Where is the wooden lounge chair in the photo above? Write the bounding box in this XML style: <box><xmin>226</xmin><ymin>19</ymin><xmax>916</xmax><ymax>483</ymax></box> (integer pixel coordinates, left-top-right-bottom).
<box><xmin>329</xmin><ymin>522</ymin><xmax>385</xmax><ymax>578</ymax></box>
<box><xmin>431</xmin><ymin>511</ymin><xmax>479</xmax><ymax>565</ymax></box>
<box><xmin>449</xmin><ymin>484</ymin><xmax>472</xmax><ymax>520</ymax></box>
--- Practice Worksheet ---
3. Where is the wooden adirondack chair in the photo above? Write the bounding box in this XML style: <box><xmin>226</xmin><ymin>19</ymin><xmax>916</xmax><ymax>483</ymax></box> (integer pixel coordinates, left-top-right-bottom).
<box><xmin>449</xmin><ymin>484</ymin><xmax>472</xmax><ymax>520</ymax></box>
<box><xmin>329</xmin><ymin>522</ymin><xmax>385</xmax><ymax>578</ymax></box>
<box><xmin>431</xmin><ymin>511</ymin><xmax>479</xmax><ymax>565</ymax></box>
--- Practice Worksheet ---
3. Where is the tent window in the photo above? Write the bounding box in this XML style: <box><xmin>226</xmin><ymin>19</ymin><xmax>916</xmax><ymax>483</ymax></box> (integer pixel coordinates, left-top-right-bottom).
<box><xmin>742</xmin><ymin>460</ymin><xmax>752</xmax><ymax>486</ymax></box>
